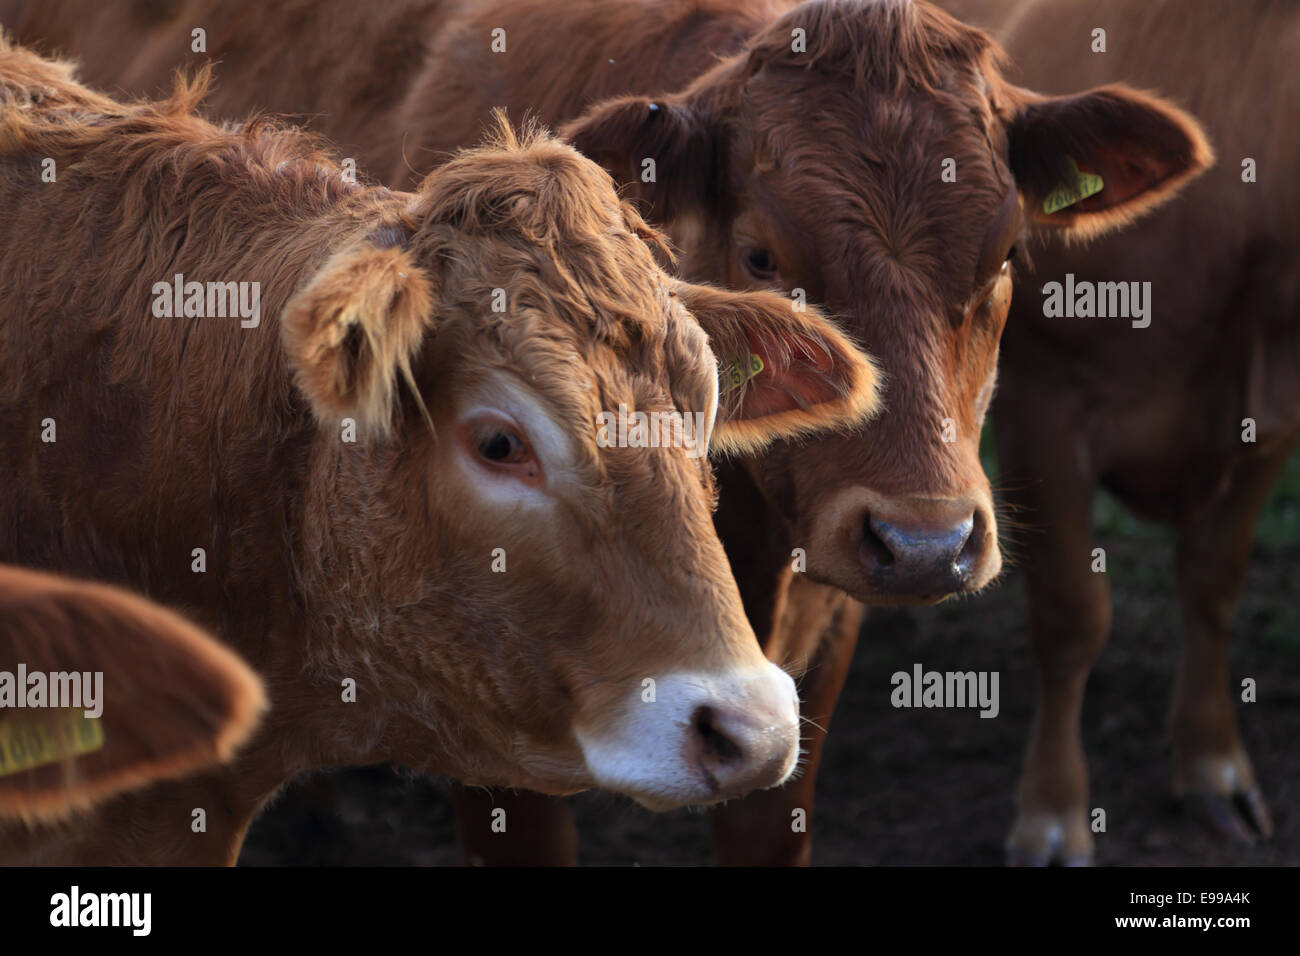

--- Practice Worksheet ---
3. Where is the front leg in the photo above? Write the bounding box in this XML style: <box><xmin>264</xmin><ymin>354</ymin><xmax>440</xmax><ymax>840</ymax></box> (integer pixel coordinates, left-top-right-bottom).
<box><xmin>998</xmin><ymin>393</ymin><xmax>1109</xmax><ymax>866</ymax></box>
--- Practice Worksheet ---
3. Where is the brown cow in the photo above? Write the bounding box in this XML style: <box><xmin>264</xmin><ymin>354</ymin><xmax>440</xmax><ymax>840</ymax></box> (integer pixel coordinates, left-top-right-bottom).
<box><xmin>2</xmin><ymin>0</ymin><xmax>1214</xmax><ymax>863</ymax></box>
<box><xmin>0</xmin><ymin>41</ymin><xmax>882</xmax><ymax>863</ymax></box>
<box><xmin>0</xmin><ymin>564</ymin><xmax>264</xmax><ymax>822</ymax></box>
<box><xmin>931</xmin><ymin>0</ymin><xmax>1298</xmax><ymax>865</ymax></box>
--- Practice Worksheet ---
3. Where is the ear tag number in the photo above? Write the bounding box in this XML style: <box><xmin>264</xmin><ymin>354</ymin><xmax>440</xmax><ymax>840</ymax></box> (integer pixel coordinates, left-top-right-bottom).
<box><xmin>1043</xmin><ymin>157</ymin><xmax>1104</xmax><ymax>214</ymax></box>
<box><xmin>0</xmin><ymin>709</ymin><xmax>104</xmax><ymax>777</ymax></box>
<box><xmin>720</xmin><ymin>353</ymin><xmax>765</xmax><ymax>393</ymax></box>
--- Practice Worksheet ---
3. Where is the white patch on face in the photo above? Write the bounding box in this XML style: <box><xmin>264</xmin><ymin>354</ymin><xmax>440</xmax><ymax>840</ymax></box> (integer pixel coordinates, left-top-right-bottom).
<box><xmin>575</xmin><ymin>663</ymin><xmax>800</xmax><ymax>810</ymax></box>
<box><xmin>453</xmin><ymin>372</ymin><xmax>577</xmax><ymax>507</ymax></box>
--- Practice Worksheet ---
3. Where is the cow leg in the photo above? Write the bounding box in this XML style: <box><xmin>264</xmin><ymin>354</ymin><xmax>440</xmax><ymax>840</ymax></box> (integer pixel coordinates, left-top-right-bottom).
<box><xmin>449</xmin><ymin>785</ymin><xmax>577</xmax><ymax>866</ymax></box>
<box><xmin>999</xmin><ymin>401</ymin><xmax>1109</xmax><ymax>867</ymax></box>
<box><xmin>1170</xmin><ymin>440</ymin><xmax>1295</xmax><ymax>841</ymax></box>
<box><xmin>710</xmin><ymin>580</ymin><xmax>863</xmax><ymax>866</ymax></box>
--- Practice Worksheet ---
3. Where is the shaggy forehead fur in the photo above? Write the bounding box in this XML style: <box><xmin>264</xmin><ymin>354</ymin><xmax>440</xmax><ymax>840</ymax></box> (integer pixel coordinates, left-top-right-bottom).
<box><xmin>404</xmin><ymin>121</ymin><xmax>719</xmax><ymax>481</ymax></box>
<box><xmin>730</xmin><ymin>0</ymin><xmax>1015</xmax><ymax>310</ymax></box>
<box><xmin>745</xmin><ymin>0</ymin><xmax>1003</xmax><ymax>96</ymax></box>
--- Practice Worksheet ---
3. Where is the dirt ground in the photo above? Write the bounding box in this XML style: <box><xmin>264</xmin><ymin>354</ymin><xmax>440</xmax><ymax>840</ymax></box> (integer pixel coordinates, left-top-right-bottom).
<box><xmin>238</xmin><ymin>500</ymin><xmax>1298</xmax><ymax>865</ymax></box>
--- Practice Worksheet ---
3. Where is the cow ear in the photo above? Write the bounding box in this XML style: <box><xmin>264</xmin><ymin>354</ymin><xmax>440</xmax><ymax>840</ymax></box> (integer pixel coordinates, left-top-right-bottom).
<box><xmin>282</xmin><ymin>241</ymin><xmax>436</xmax><ymax>438</ymax></box>
<box><xmin>0</xmin><ymin>566</ymin><xmax>265</xmax><ymax>823</ymax></box>
<box><xmin>1006</xmin><ymin>83</ymin><xmax>1213</xmax><ymax>238</ymax></box>
<box><xmin>562</xmin><ymin>94</ymin><xmax>716</xmax><ymax>221</ymax></box>
<box><xmin>675</xmin><ymin>283</ymin><xmax>881</xmax><ymax>456</ymax></box>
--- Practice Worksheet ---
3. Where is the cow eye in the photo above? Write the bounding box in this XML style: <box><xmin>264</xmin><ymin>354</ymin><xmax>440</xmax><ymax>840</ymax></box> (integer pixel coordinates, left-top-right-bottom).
<box><xmin>1001</xmin><ymin>245</ymin><xmax>1018</xmax><ymax>270</ymax></box>
<box><xmin>460</xmin><ymin>413</ymin><xmax>544</xmax><ymax>487</ymax></box>
<box><xmin>743</xmin><ymin>247</ymin><xmax>779</xmax><ymax>280</ymax></box>
<box><xmin>477</xmin><ymin>429</ymin><xmax>527</xmax><ymax>463</ymax></box>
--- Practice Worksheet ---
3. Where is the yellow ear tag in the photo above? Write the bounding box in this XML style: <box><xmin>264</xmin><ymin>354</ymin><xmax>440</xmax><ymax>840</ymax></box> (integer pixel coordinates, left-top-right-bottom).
<box><xmin>720</xmin><ymin>353</ymin><xmax>765</xmax><ymax>393</ymax></box>
<box><xmin>1042</xmin><ymin>157</ymin><xmax>1104</xmax><ymax>214</ymax></box>
<box><xmin>0</xmin><ymin>708</ymin><xmax>104</xmax><ymax>777</ymax></box>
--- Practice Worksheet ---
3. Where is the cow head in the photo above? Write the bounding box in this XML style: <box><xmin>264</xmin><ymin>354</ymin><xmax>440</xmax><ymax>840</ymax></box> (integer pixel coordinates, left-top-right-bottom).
<box><xmin>564</xmin><ymin>0</ymin><xmax>1211</xmax><ymax>604</ymax></box>
<box><xmin>279</xmin><ymin>124</ymin><xmax>879</xmax><ymax>808</ymax></box>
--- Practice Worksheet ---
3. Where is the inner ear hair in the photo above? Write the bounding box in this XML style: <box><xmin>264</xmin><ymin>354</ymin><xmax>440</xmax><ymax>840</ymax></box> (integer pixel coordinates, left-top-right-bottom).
<box><xmin>282</xmin><ymin>241</ymin><xmax>436</xmax><ymax>438</ymax></box>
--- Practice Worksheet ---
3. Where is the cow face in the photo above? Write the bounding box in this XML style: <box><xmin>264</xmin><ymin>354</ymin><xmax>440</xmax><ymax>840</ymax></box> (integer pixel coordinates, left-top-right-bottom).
<box><xmin>565</xmin><ymin>0</ymin><xmax>1211</xmax><ymax>605</ymax></box>
<box><xmin>279</xmin><ymin>127</ymin><xmax>880</xmax><ymax>809</ymax></box>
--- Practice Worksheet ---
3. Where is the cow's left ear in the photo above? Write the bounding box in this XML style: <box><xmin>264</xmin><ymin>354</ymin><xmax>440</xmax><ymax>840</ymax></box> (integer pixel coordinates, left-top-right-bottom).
<box><xmin>282</xmin><ymin>241</ymin><xmax>435</xmax><ymax>437</ymax></box>
<box><xmin>1005</xmin><ymin>83</ymin><xmax>1214</xmax><ymax>238</ymax></box>
<box><xmin>562</xmin><ymin>93</ymin><xmax>718</xmax><ymax>222</ymax></box>
<box><xmin>675</xmin><ymin>282</ymin><xmax>881</xmax><ymax>457</ymax></box>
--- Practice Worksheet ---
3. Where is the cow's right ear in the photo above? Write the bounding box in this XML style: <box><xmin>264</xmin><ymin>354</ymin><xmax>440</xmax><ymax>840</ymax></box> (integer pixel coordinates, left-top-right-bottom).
<box><xmin>282</xmin><ymin>242</ymin><xmax>436</xmax><ymax>437</ymax></box>
<box><xmin>675</xmin><ymin>282</ymin><xmax>882</xmax><ymax>456</ymax></box>
<box><xmin>562</xmin><ymin>94</ymin><xmax>717</xmax><ymax>221</ymax></box>
<box><xmin>0</xmin><ymin>566</ymin><xmax>265</xmax><ymax>823</ymax></box>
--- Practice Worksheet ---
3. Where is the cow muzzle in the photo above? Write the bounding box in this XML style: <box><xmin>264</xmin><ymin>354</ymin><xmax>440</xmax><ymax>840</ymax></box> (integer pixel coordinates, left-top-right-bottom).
<box><xmin>809</xmin><ymin>487</ymin><xmax>1001</xmax><ymax>604</ymax></box>
<box><xmin>576</xmin><ymin>664</ymin><xmax>801</xmax><ymax>810</ymax></box>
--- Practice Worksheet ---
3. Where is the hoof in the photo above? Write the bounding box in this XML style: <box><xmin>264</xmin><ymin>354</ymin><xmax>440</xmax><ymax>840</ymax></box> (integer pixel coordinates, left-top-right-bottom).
<box><xmin>1175</xmin><ymin>753</ymin><xmax>1273</xmax><ymax>843</ymax></box>
<box><xmin>1005</xmin><ymin>809</ymin><xmax>1094</xmax><ymax>867</ymax></box>
<box><xmin>1178</xmin><ymin>786</ymin><xmax>1274</xmax><ymax>843</ymax></box>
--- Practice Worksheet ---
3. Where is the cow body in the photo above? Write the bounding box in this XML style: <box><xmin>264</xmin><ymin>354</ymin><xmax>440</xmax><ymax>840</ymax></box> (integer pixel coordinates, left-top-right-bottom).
<box><xmin>0</xmin><ymin>41</ymin><xmax>889</xmax><ymax>862</ymax></box>
<box><xmin>1</xmin><ymin>0</ymin><xmax>1217</xmax><ymax>863</ymax></box>
<box><xmin>932</xmin><ymin>0</ymin><xmax>1300</xmax><ymax>864</ymax></box>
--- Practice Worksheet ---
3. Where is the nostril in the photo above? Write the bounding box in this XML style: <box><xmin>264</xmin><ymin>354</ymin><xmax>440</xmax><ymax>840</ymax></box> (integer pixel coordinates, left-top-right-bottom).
<box><xmin>956</xmin><ymin>509</ymin><xmax>985</xmax><ymax>575</ymax></box>
<box><xmin>861</xmin><ymin>513</ymin><xmax>895</xmax><ymax>567</ymax></box>
<box><xmin>692</xmin><ymin>705</ymin><xmax>743</xmax><ymax>767</ymax></box>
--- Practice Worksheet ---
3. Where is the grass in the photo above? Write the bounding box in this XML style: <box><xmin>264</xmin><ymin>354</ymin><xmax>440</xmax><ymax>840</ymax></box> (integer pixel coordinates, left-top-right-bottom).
<box><xmin>1256</xmin><ymin>448</ymin><xmax>1300</xmax><ymax>551</ymax></box>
